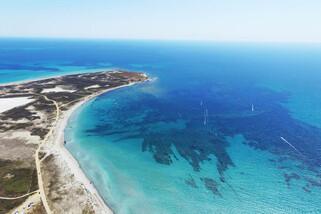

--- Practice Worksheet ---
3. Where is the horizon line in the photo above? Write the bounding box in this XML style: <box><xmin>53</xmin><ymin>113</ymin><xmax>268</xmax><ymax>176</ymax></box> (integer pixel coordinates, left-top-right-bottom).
<box><xmin>1</xmin><ymin>36</ymin><xmax>321</xmax><ymax>44</ymax></box>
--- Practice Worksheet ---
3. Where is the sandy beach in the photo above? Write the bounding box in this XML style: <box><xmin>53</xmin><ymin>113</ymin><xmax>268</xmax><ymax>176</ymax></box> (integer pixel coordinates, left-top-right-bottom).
<box><xmin>0</xmin><ymin>71</ymin><xmax>148</xmax><ymax>214</ymax></box>
<box><xmin>49</xmin><ymin>82</ymin><xmax>138</xmax><ymax>213</ymax></box>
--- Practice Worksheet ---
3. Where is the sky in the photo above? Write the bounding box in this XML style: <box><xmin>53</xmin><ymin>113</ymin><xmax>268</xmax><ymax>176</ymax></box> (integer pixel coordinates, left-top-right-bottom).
<box><xmin>0</xmin><ymin>0</ymin><xmax>320</xmax><ymax>42</ymax></box>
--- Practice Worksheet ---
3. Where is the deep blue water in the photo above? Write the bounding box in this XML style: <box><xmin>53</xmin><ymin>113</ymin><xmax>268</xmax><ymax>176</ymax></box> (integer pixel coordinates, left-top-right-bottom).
<box><xmin>1</xmin><ymin>39</ymin><xmax>321</xmax><ymax>213</ymax></box>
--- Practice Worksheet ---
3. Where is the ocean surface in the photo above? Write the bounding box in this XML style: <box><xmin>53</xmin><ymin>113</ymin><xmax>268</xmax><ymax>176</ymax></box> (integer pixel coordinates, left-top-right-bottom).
<box><xmin>1</xmin><ymin>39</ymin><xmax>321</xmax><ymax>213</ymax></box>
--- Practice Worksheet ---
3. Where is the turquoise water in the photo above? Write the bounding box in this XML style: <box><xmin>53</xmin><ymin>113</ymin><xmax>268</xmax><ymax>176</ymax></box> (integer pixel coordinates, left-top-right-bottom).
<box><xmin>1</xmin><ymin>39</ymin><xmax>321</xmax><ymax>213</ymax></box>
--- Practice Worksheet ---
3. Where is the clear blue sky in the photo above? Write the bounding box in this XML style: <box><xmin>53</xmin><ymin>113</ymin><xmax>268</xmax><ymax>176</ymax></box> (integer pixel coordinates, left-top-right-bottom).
<box><xmin>0</xmin><ymin>0</ymin><xmax>320</xmax><ymax>42</ymax></box>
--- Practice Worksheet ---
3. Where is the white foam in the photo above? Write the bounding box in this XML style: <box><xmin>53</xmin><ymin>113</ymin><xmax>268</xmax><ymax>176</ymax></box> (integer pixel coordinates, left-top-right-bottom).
<box><xmin>280</xmin><ymin>136</ymin><xmax>302</xmax><ymax>155</ymax></box>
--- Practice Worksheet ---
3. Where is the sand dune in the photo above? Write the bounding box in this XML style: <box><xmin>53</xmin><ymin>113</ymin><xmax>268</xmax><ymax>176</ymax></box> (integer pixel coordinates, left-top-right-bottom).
<box><xmin>42</xmin><ymin>86</ymin><xmax>75</xmax><ymax>93</ymax></box>
<box><xmin>0</xmin><ymin>97</ymin><xmax>34</xmax><ymax>113</ymax></box>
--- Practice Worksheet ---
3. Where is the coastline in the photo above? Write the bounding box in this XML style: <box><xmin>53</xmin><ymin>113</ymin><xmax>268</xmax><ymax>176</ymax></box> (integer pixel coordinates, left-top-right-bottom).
<box><xmin>49</xmin><ymin>81</ymin><xmax>144</xmax><ymax>213</ymax></box>
<box><xmin>0</xmin><ymin>67</ymin><xmax>147</xmax><ymax>87</ymax></box>
<box><xmin>0</xmin><ymin>67</ymin><xmax>115</xmax><ymax>87</ymax></box>
<box><xmin>0</xmin><ymin>70</ymin><xmax>149</xmax><ymax>213</ymax></box>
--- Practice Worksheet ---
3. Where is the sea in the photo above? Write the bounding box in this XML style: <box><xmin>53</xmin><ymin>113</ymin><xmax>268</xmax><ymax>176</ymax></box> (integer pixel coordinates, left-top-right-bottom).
<box><xmin>1</xmin><ymin>38</ymin><xmax>321</xmax><ymax>214</ymax></box>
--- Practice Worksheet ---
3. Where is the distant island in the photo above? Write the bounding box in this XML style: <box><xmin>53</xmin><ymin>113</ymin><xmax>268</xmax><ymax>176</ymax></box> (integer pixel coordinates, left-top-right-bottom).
<box><xmin>0</xmin><ymin>71</ymin><xmax>148</xmax><ymax>214</ymax></box>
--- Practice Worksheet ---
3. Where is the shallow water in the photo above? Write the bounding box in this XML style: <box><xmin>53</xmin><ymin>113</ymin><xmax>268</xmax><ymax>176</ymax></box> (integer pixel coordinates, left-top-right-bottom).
<box><xmin>1</xmin><ymin>39</ymin><xmax>321</xmax><ymax>213</ymax></box>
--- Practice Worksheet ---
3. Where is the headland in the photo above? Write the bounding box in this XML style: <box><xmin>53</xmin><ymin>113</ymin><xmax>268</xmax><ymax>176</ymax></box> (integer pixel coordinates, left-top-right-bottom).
<box><xmin>0</xmin><ymin>70</ymin><xmax>148</xmax><ymax>214</ymax></box>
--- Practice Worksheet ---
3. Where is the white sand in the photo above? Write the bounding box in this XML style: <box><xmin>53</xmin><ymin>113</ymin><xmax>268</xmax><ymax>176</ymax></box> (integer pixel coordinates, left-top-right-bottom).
<box><xmin>0</xmin><ymin>97</ymin><xmax>34</xmax><ymax>113</ymax></box>
<box><xmin>42</xmin><ymin>86</ymin><xmax>75</xmax><ymax>93</ymax></box>
<box><xmin>50</xmin><ymin>83</ymin><xmax>137</xmax><ymax>214</ymax></box>
<box><xmin>0</xmin><ymin>72</ymin><xmax>149</xmax><ymax>213</ymax></box>
<box><xmin>84</xmin><ymin>84</ymin><xmax>101</xmax><ymax>90</ymax></box>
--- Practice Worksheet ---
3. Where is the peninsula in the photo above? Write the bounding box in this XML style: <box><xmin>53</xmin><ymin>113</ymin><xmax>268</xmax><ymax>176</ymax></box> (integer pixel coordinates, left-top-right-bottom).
<box><xmin>0</xmin><ymin>71</ymin><xmax>148</xmax><ymax>214</ymax></box>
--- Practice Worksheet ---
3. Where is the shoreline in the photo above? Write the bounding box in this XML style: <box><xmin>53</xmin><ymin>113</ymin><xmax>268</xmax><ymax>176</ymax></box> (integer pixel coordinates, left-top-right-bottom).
<box><xmin>0</xmin><ymin>67</ymin><xmax>148</xmax><ymax>87</ymax></box>
<box><xmin>50</xmin><ymin>81</ymin><xmax>144</xmax><ymax>213</ymax></box>
<box><xmin>0</xmin><ymin>67</ymin><xmax>116</xmax><ymax>87</ymax></box>
<box><xmin>0</xmin><ymin>70</ymin><xmax>150</xmax><ymax>213</ymax></box>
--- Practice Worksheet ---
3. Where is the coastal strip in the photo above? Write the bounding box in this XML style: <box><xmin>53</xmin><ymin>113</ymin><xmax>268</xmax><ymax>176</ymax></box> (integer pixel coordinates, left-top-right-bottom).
<box><xmin>52</xmin><ymin>82</ymin><xmax>138</xmax><ymax>214</ymax></box>
<box><xmin>0</xmin><ymin>70</ymin><xmax>149</xmax><ymax>214</ymax></box>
